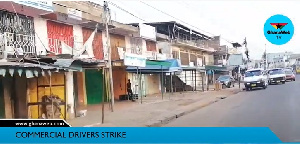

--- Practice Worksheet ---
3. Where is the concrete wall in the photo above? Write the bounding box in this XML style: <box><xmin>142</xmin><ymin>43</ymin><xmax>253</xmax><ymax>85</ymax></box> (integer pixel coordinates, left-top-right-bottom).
<box><xmin>65</xmin><ymin>72</ymin><xmax>75</xmax><ymax>119</ymax></box>
<box><xmin>34</xmin><ymin>17</ymin><xmax>48</xmax><ymax>55</ymax></box>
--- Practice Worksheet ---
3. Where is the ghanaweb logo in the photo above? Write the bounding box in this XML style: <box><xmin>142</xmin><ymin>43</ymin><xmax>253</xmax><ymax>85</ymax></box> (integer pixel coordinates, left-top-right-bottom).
<box><xmin>267</xmin><ymin>23</ymin><xmax>290</xmax><ymax>36</ymax></box>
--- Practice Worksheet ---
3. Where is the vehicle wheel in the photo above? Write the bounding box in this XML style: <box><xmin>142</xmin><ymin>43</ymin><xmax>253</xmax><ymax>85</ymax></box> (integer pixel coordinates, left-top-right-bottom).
<box><xmin>246</xmin><ymin>87</ymin><xmax>251</xmax><ymax>91</ymax></box>
<box><xmin>294</xmin><ymin>79</ymin><xmax>296</xmax><ymax>81</ymax></box>
<box><xmin>282</xmin><ymin>81</ymin><xmax>286</xmax><ymax>84</ymax></box>
<box><xmin>263</xmin><ymin>83</ymin><xmax>267</xmax><ymax>89</ymax></box>
<box><xmin>227</xmin><ymin>83</ymin><xmax>231</xmax><ymax>88</ymax></box>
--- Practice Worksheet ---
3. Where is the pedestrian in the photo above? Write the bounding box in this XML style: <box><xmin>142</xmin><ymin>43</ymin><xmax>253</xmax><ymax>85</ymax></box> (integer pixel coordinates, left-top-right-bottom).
<box><xmin>127</xmin><ymin>79</ymin><xmax>134</xmax><ymax>101</ymax></box>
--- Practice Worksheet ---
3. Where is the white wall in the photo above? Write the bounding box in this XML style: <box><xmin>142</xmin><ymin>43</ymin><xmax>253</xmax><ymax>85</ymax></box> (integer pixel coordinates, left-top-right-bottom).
<box><xmin>34</xmin><ymin>17</ymin><xmax>48</xmax><ymax>55</ymax></box>
<box><xmin>73</xmin><ymin>25</ymin><xmax>83</xmax><ymax>50</ymax></box>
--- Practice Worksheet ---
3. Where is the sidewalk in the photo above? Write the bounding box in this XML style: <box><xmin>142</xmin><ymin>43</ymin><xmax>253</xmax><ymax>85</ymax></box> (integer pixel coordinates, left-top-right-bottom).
<box><xmin>67</xmin><ymin>87</ymin><xmax>242</xmax><ymax>127</ymax></box>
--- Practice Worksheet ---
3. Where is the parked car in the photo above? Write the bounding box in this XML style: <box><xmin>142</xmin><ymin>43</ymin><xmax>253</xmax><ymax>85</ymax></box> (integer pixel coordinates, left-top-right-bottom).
<box><xmin>244</xmin><ymin>68</ymin><xmax>268</xmax><ymax>91</ymax></box>
<box><xmin>284</xmin><ymin>69</ymin><xmax>296</xmax><ymax>81</ymax></box>
<box><xmin>268</xmin><ymin>68</ymin><xmax>286</xmax><ymax>84</ymax></box>
<box><xmin>216</xmin><ymin>75</ymin><xmax>235</xmax><ymax>88</ymax></box>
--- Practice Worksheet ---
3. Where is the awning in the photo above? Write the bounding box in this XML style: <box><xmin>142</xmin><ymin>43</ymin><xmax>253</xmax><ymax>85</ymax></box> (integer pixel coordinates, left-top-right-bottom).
<box><xmin>54</xmin><ymin>58</ymin><xmax>106</xmax><ymax>71</ymax></box>
<box><xmin>0</xmin><ymin>62</ymin><xmax>73</xmax><ymax>78</ymax></box>
<box><xmin>126</xmin><ymin>59</ymin><xmax>182</xmax><ymax>74</ymax></box>
<box><xmin>205</xmin><ymin>65</ymin><xmax>228</xmax><ymax>72</ymax></box>
<box><xmin>181</xmin><ymin>66</ymin><xmax>205</xmax><ymax>72</ymax></box>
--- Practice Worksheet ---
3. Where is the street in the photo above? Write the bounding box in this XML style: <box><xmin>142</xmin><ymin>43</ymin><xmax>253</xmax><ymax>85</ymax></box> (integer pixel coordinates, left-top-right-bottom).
<box><xmin>165</xmin><ymin>75</ymin><xmax>300</xmax><ymax>142</ymax></box>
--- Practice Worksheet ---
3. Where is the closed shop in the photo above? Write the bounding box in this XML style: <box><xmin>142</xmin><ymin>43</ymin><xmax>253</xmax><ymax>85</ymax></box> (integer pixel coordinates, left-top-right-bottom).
<box><xmin>47</xmin><ymin>21</ymin><xmax>73</xmax><ymax>54</ymax></box>
<box><xmin>85</xmin><ymin>69</ymin><xmax>105</xmax><ymax>104</ymax></box>
<box><xmin>110</xmin><ymin>34</ymin><xmax>127</xmax><ymax>100</ymax></box>
<box><xmin>27</xmin><ymin>73</ymin><xmax>66</xmax><ymax>119</ymax></box>
<box><xmin>82</xmin><ymin>28</ymin><xmax>103</xmax><ymax>59</ymax></box>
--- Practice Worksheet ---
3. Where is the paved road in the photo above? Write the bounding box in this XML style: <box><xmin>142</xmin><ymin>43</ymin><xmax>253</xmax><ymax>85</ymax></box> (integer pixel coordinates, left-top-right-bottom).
<box><xmin>165</xmin><ymin>75</ymin><xmax>300</xmax><ymax>142</ymax></box>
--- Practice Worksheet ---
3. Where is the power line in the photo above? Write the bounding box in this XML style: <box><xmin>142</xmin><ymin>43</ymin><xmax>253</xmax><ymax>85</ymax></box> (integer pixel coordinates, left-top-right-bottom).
<box><xmin>107</xmin><ymin>1</ymin><xmax>147</xmax><ymax>22</ymax></box>
<box><xmin>139</xmin><ymin>1</ymin><xmax>237</xmax><ymax>43</ymax></box>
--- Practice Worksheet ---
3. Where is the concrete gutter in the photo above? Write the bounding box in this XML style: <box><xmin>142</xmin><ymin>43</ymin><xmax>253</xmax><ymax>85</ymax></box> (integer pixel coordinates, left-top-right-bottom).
<box><xmin>145</xmin><ymin>89</ymin><xmax>242</xmax><ymax>127</ymax></box>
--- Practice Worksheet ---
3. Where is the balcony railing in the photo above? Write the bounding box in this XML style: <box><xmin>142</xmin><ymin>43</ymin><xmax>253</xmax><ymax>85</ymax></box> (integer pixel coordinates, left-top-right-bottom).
<box><xmin>174</xmin><ymin>37</ymin><xmax>216</xmax><ymax>52</ymax></box>
<box><xmin>0</xmin><ymin>32</ymin><xmax>36</xmax><ymax>58</ymax></box>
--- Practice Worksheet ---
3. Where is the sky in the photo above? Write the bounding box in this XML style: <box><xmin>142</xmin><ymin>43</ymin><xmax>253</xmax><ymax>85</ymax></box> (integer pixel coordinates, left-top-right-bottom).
<box><xmin>93</xmin><ymin>0</ymin><xmax>300</xmax><ymax>60</ymax></box>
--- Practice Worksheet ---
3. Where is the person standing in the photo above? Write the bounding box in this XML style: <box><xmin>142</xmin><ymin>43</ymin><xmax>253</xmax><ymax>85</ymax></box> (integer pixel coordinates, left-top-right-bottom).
<box><xmin>127</xmin><ymin>79</ymin><xmax>134</xmax><ymax>101</ymax></box>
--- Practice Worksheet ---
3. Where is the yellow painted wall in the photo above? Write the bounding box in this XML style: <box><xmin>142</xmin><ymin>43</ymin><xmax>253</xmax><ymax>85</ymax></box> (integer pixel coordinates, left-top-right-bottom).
<box><xmin>28</xmin><ymin>73</ymin><xmax>67</xmax><ymax>119</ymax></box>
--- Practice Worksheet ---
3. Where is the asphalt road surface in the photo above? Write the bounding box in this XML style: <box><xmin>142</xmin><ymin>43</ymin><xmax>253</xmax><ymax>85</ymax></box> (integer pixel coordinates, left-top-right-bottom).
<box><xmin>165</xmin><ymin>75</ymin><xmax>300</xmax><ymax>142</ymax></box>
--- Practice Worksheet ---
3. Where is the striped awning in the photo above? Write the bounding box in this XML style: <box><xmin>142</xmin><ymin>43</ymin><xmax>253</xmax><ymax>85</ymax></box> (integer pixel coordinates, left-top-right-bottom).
<box><xmin>0</xmin><ymin>62</ymin><xmax>74</xmax><ymax>78</ymax></box>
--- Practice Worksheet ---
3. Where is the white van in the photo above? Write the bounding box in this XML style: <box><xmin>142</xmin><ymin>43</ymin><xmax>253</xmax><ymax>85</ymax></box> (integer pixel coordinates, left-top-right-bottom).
<box><xmin>268</xmin><ymin>68</ymin><xmax>286</xmax><ymax>84</ymax></box>
<box><xmin>244</xmin><ymin>68</ymin><xmax>268</xmax><ymax>91</ymax></box>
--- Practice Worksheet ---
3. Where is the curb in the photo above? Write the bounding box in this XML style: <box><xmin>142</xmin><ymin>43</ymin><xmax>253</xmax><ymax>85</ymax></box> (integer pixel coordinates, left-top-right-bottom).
<box><xmin>145</xmin><ymin>89</ymin><xmax>241</xmax><ymax>127</ymax></box>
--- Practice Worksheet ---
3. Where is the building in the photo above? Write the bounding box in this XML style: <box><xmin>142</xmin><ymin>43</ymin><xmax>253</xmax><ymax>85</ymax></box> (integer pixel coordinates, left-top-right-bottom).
<box><xmin>266</xmin><ymin>52</ymin><xmax>293</xmax><ymax>68</ymax></box>
<box><xmin>143</xmin><ymin>21</ymin><xmax>218</xmax><ymax>91</ymax></box>
<box><xmin>0</xmin><ymin>1</ymin><xmax>139</xmax><ymax>119</ymax></box>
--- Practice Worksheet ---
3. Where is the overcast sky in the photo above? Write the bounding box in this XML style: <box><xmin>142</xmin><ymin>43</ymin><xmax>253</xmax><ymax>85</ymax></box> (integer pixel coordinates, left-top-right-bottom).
<box><xmin>94</xmin><ymin>0</ymin><xmax>300</xmax><ymax>60</ymax></box>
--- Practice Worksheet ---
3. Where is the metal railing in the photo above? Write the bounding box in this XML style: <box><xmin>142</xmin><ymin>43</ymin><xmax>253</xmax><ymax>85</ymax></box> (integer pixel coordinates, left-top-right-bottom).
<box><xmin>0</xmin><ymin>32</ymin><xmax>36</xmax><ymax>58</ymax></box>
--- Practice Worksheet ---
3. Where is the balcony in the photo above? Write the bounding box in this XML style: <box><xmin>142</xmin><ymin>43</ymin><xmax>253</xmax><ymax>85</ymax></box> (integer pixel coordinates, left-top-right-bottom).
<box><xmin>172</xmin><ymin>36</ymin><xmax>215</xmax><ymax>52</ymax></box>
<box><xmin>0</xmin><ymin>32</ymin><xmax>36</xmax><ymax>59</ymax></box>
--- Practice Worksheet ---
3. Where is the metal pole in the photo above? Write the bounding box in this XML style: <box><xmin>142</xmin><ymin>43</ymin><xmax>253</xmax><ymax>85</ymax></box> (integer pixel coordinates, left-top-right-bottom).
<box><xmin>140</xmin><ymin>69</ymin><xmax>142</xmax><ymax>104</ymax></box>
<box><xmin>194</xmin><ymin>70</ymin><xmax>197</xmax><ymax>91</ymax></box>
<box><xmin>170</xmin><ymin>72</ymin><xmax>173</xmax><ymax>94</ymax></box>
<box><xmin>206</xmin><ymin>71</ymin><xmax>209</xmax><ymax>91</ymax></box>
<box><xmin>184</xmin><ymin>71</ymin><xmax>187</xmax><ymax>91</ymax></box>
<box><xmin>191</xmin><ymin>70</ymin><xmax>194</xmax><ymax>91</ymax></box>
<box><xmin>201</xmin><ymin>72</ymin><xmax>204</xmax><ymax>91</ymax></box>
<box><xmin>161</xmin><ymin>65</ymin><xmax>163</xmax><ymax>100</ymax></box>
<box><xmin>103</xmin><ymin>1</ymin><xmax>114</xmax><ymax>111</ymax></box>
<box><xmin>265</xmin><ymin>44</ymin><xmax>267</xmax><ymax>70</ymax></box>
<box><xmin>134</xmin><ymin>67</ymin><xmax>138</xmax><ymax>102</ymax></box>
<box><xmin>238</xmin><ymin>66</ymin><xmax>241</xmax><ymax>89</ymax></box>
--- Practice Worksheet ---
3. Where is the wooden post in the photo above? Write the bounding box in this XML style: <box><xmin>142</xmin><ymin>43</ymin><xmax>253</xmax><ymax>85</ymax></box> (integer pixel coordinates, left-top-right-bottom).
<box><xmin>104</xmin><ymin>1</ymin><xmax>114</xmax><ymax>111</ymax></box>
<box><xmin>102</xmin><ymin>68</ymin><xmax>105</xmax><ymax>124</ymax></box>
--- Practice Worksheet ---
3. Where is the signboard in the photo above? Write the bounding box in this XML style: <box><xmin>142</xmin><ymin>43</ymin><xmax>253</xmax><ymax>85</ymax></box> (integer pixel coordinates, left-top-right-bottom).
<box><xmin>139</xmin><ymin>23</ymin><xmax>156</xmax><ymax>41</ymax></box>
<box><xmin>124</xmin><ymin>53</ymin><xmax>147</xmax><ymax>67</ymax></box>
<box><xmin>228</xmin><ymin>54</ymin><xmax>243</xmax><ymax>66</ymax></box>
<box><xmin>14</xmin><ymin>1</ymin><xmax>53</xmax><ymax>12</ymax></box>
<box><xmin>67</xmin><ymin>8</ymin><xmax>82</xmax><ymax>20</ymax></box>
<box><xmin>156</xmin><ymin>53</ymin><xmax>167</xmax><ymax>60</ymax></box>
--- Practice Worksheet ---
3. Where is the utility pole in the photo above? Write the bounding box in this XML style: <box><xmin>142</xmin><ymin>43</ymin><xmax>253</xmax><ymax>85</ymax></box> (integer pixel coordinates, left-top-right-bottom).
<box><xmin>265</xmin><ymin>44</ymin><xmax>267</xmax><ymax>70</ymax></box>
<box><xmin>104</xmin><ymin>1</ymin><xmax>114</xmax><ymax>111</ymax></box>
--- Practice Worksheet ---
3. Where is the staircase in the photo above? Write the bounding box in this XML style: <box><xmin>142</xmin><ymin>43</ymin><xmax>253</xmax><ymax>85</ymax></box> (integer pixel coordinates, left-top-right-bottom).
<box><xmin>165</xmin><ymin>71</ymin><xmax>205</xmax><ymax>92</ymax></box>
